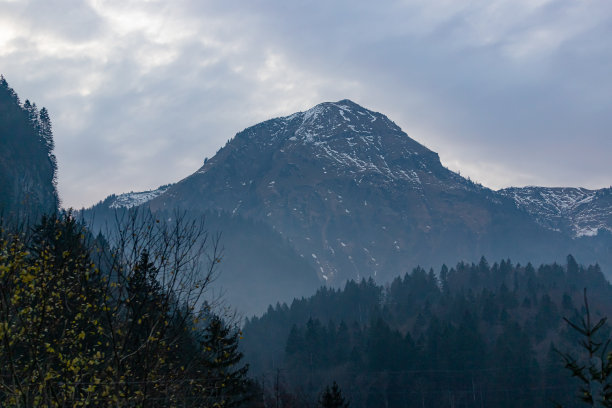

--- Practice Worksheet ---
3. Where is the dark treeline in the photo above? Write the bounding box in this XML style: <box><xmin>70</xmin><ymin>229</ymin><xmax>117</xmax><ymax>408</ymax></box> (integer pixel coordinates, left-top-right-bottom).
<box><xmin>242</xmin><ymin>256</ymin><xmax>611</xmax><ymax>407</ymax></box>
<box><xmin>0</xmin><ymin>75</ymin><xmax>58</xmax><ymax>220</ymax></box>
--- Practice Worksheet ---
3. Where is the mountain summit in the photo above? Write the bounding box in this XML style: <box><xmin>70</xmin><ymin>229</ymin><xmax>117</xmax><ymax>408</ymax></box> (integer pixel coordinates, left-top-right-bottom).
<box><xmin>197</xmin><ymin>99</ymin><xmax>442</xmax><ymax>187</ymax></box>
<box><xmin>147</xmin><ymin>100</ymin><xmax>478</xmax><ymax>281</ymax></box>
<box><xmin>86</xmin><ymin>99</ymin><xmax>612</xmax><ymax>312</ymax></box>
<box><xmin>140</xmin><ymin>99</ymin><xmax>612</xmax><ymax>285</ymax></box>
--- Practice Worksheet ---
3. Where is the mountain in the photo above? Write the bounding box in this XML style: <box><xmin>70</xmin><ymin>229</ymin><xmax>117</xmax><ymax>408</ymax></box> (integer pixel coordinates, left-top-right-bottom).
<box><xmin>148</xmin><ymin>100</ymin><xmax>608</xmax><ymax>280</ymax></box>
<box><xmin>0</xmin><ymin>76</ymin><xmax>59</xmax><ymax>221</ymax></box>
<box><xmin>86</xmin><ymin>99</ymin><xmax>612</xmax><ymax>312</ymax></box>
<box><xmin>499</xmin><ymin>186</ymin><xmax>612</xmax><ymax>237</ymax></box>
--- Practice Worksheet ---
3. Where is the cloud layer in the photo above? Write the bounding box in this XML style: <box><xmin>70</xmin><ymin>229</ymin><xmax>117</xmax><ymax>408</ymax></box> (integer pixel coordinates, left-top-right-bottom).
<box><xmin>1</xmin><ymin>0</ymin><xmax>610</xmax><ymax>208</ymax></box>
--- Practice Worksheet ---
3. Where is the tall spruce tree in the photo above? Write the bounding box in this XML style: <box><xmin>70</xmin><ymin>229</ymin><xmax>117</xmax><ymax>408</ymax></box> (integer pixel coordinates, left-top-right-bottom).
<box><xmin>199</xmin><ymin>314</ymin><xmax>250</xmax><ymax>407</ymax></box>
<box><xmin>318</xmin><ymin>382</ymin><xmax>349</xmax><ymax>408</ymax></box>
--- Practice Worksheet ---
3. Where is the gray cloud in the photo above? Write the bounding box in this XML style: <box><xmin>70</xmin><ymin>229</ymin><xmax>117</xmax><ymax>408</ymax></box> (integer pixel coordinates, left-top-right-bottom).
<box><xmin>1</xmin><ymin>0</ymin><xmax>610</xmax><ymax>208</ymax></box>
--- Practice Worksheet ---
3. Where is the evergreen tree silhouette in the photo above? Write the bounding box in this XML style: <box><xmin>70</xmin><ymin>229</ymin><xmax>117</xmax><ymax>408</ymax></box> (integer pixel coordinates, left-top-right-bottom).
<box><xmin>318</xmin><ymin>381</ymin><xmax>349</xmax><ymax>408</ymax></box>
<box><xmin>199</xmin><ymin>314</ymin><xmax>250</xmax><ymax>407</ymax></box>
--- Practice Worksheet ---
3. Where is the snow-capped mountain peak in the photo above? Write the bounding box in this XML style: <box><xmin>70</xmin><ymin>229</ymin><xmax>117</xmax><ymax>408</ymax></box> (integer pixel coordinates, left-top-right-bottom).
<box><xmin>232</xmin><ymin>99</ymin><xmax>439</xmax><ymax>186</ymax></box>
<box><xmin>282</xmin><ymin>100</ymin><xmax>399</xmax><ymax>144</ymax></box>
<box><xmin>90</xmin><ymin>100</ymin><xmax>612</xmax><ymax>287</ymax></box>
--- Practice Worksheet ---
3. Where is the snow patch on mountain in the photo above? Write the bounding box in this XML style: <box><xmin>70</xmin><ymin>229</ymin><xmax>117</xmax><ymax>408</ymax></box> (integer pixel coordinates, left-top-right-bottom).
<box><xmin>233</xmin><ymin>100</ymin><xmax>435</xmax><ymax>190</ymax></box>
<box><xmin>252</xmin><ymin>100</ymin><xmax>429</xmax><ymax>185</ymax></box>
<box><xmin>284</xmin><ymin>101</ymin><xmax>384</xmax><ymax>143</ymax></box>
<box><xmin>502</xmin><ymin>187</ymin><xmax>595</xmax><ymax>214</ymax></box>
<box><xmin>499</xmin><ymin>187</ymin><xmax>612</xmax><ymax>238</ymax></box>
<box><xmin>109</xmin><ymin>186</ymin><xmax>170</xmax><ymax>209</ymax></box>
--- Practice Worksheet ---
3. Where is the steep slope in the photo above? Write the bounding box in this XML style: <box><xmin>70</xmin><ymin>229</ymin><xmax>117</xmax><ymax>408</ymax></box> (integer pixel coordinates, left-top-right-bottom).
<box><xmin>80</xmin><ymin>202</ymin><xmax>320</xmax><ymax>315</ymax></box>
<box><xmin>499</xmin><ymin>187</ymin><xmax>612</xmax><ymax>237</ymax></box>
<box><xmin>0</xmin><ymin>76</ymin><xmax>59</xmax><ymax>221</ymax></box>
<box><xmin>148</xmin><ymin>100</ymin><xmax>579</xmax><ymax>284</ymax></box>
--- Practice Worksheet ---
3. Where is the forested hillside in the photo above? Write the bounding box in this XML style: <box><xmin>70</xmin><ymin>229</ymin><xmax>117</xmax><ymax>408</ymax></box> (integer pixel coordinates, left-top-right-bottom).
<box><xmin>0</xmin><ymin>76</ymin><xmax>58</xmax><ymax>220</ymax></box>
<box><xmin>242</xmin><ymin>256</ymin><xmax>610</xmax><ymax>407</ymax></box>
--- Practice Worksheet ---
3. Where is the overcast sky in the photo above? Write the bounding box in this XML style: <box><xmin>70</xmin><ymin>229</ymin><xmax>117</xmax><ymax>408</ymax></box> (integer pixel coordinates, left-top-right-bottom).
<box><xmin>1</xmin><ymin>0</ymin><xmax>611</xmax><ymax>208</ymax></box>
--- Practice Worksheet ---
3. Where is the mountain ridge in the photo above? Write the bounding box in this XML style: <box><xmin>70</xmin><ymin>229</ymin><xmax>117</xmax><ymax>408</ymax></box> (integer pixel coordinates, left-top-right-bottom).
<box><xmin>499</xmin><ymin>186</ymin><xmax>612</xmax><ymax>238</ymax></box>
<box><xmin>110</xmin><ymin>98</ymin><xmax>612</xmax><ymax>241</ymax></box>
<box><xmin>92</xmin><ymin>101</ymin><xmax>609</xmax><ymax>284</ymax></box>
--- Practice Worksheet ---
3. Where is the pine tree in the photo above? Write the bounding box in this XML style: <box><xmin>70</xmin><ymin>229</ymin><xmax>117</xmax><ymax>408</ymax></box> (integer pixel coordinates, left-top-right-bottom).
<box><xmin>199</xmin><ymin>314</ymin><xmax>250</xmax><ymax>407</ymax></box>
<box><xmin>285</xmin><ymin>324</ymin><xmax>304</xmax><ymax>357</ymax></box>
<box><xmin>38</xmin><ymin>107</ymin><xmax>54</xmax><ymax>151</ymax></box>
<box><xmin>557</xmin><ymin>289</ymin><xmax>612</xmax><ymax>407</ymax></box>
<box><xmin>128</xmin><ymin>250</ymin><xmax>162</xmax><ymax>314</ymax></box>
<box><xmin>318</xmin><ymin>381</ymin><xmax>349</xmax><ymax>408</ymax></box>
<box><xmin>37</xmin><ymin>106</ymin><xmax>59</xmax><ymax>200</ymax></box>
<box><xmin>123</xmin><ymin>249</ymin><xmax>166</xmax><ymax>381</ymax></box>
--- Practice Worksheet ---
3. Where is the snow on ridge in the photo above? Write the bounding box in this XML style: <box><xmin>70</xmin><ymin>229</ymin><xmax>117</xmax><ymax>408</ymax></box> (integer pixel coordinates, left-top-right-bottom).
<box><xmin>338</xmin><ymin>109</ymin><xmax>350</xmax><ymax>122</ymax></box>
<box><xmin>302</xmin><ymin>104</ymin><xmax>326</xmax><ymax>124</ymax></box>
<box><xmin>279</xmin><ymin>101</ymin><xmax>384</xmax><ymax>139</ymax></box>
<box><xmin>575</xmin><ymin>226</ymin><xmax>603</xmax><ymax>238</ymax></box>
<box><xmin>109</xmin><ymin>186</ymin><xmax>170</xmax><ymax>209</ymax></box>
<box><xmin>502</xmin><ymin>187</ymin><xmax>596</xmax><ymax>215</ymax></box>
<box><xmin>274</xmin><ymin>101</ymin><xmax>429</xmax><ymax>184</ymax></box>
<box><xmin>500</xmin><ymin>186</ymin><xmax>611</xmax><ymax>238</ymax></box>
<box><xmin>312</xmin><ymin>140</ymin><xmax>423</xmax><ymax>185</ymax></box>
<box><xmin>243</xmin><ymin>100</ymin><xmax>431</xmax><ymax>184</ymax></box>
<box><xmin>248</xmin><ymin>100</ymin><xmax>398</xmax><ymax>149</ymax></box>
